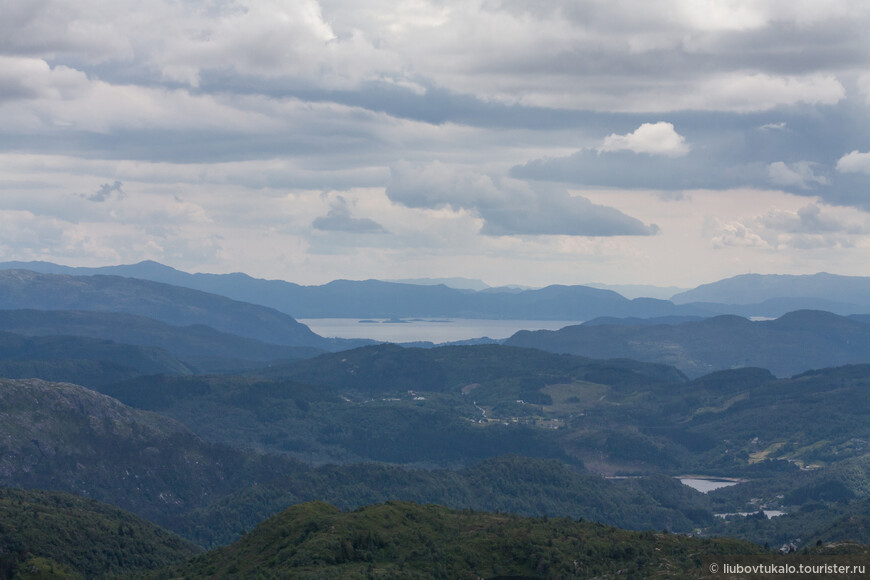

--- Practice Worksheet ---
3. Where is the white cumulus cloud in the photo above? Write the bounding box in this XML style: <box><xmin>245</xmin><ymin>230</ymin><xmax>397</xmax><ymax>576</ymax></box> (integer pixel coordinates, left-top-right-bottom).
<box><xmin>836</xmin><ymin>151</ymin><xmax>870</xmax><ymax>174</ymax></box>
<box><xmin>599</xmin><ymin>122</ymin><xmax>690</xmax><ymax>157</ymax></box>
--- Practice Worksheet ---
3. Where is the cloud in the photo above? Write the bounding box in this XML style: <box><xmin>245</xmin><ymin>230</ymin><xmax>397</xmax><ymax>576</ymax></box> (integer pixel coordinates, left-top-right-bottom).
<box><xmin>84</xmin><ymin>180</ymin><xmax>124</xmax><ymax>202</ymax></box>
<box><xmin>312</xmin><ymin>195</ymin><xmax>388</xmax><ymax>234</ymax></box>
<box><xmin>686</xmin><ymin>73</ymin><xmax>845</xmax><ymax>113</ymax></box>
<box><xmin>767</xmin><ymin>162</ymin><xmax>828</xmax><ymax>189</ymax></box>
<box><xmin>512</xmin><ymin>146</ymin><xmax>768</xmax><ymax>192</ymax></box>
<box><xmin>0</xmin><ymin>57</ymin><xmax>89</xmax><ymax>102</ymax></box>
<box><xmin>386</xmin><ymin>161</ymin><xmax>658</xmax><ymax>237</ymax></box>
<box><xmin>759</xmin><ymin>203</ymin><xmax>864</xmax><ymax>235</ymax></box>
<box><xmin>0</xmin><ymin>1</ymin><xmax>134</xmax><ymax>63</ymax></box>
<box><xmin>2</xmin><ymin>0</ymin><xmax>870</xmax><ymax>285</ymax></box>
<box><xmin>710</xmin><ymin>221</ymin><xmax>768</xmax><ymax>249</ymax></box>
<box><xmin>598</xmin><ymin>122</ymin><xmax>690</xmax><ymax>157</ymax></box>
<box><xmin>836</xmin><ymin>151</ymin><xmax>870</xmax><ymax>175</ymax></box>
<box><xmin>710</xmin><ymin>203</ymin><xmax>870</xmax><ymax>250</ymax></box>
<box><xmin>154</xmin><ymin>0</ymin><xmax>393</xmax><ymax>90</ymax></box>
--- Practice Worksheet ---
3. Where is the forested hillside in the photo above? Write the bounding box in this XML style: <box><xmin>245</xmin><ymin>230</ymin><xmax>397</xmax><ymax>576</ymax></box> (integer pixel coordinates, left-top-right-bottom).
<box><xmin>160</xmin><ymin>501</ymin><xmax>764</xmax><ymax>579</ymax></box>
<box><xmin>0</xmin><ymin>487</ymin><xmax>200</xmax><ymax>579</ymax></box>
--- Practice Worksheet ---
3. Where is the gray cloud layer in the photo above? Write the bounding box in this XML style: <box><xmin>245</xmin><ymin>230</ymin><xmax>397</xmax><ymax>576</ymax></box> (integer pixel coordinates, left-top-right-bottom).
<box><xmin>3</xmin><ymin>0</ymin><xmax>870</xmax><ymax>284</ymax></box>
<box><xmin>312</xmin><ymin>196</ymin><xmax>388</xmax><ymax>234</ymax></box>
<box><xmin>387</xmin><ymin>161</ymin><xmax>658</xmax><ymax>236</ymax></box>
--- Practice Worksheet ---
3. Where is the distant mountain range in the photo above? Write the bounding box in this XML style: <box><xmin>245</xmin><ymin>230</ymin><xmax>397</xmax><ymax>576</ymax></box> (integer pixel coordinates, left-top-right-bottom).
<box><xmin>0</xmin><ymin>269</ymin><xmax>369</xmax><ymax>351</ymax></box>
<box><xmin>506</xmin><ymin>309</ymin><xmax>870</xmax><ymax>378</ymax></box>
<box><xmin>0</xmin><ymin>260</ymin><xmax>690</xmax><ymax>320</ymax></box>
<box><xmin>0</xmin><ymin>309</ymin><xmax>322</xmax><ymax>373</ymax></box>
<box><xmin>2</xmin><ymin>263</ymin><xmax>870</xmax><ymax>380</ymax></box>
<box><xmin>385</xmin><ymin>276</ymin><xmax>492</xmax><ymax>291</ymax></box>
<box><xmin>584</xmin><ymin>282</ymin><xmax>690</xmax><ymax>300</ymax></box>
<box><xmin>3</xmin><ymin>260</ymin><xmax>870</xmax><ymax>320</ymax></box>
<box><xmin>672</xmin><ymin>272</ymin><xmax>870</xmax><ymax>311</ymax></box>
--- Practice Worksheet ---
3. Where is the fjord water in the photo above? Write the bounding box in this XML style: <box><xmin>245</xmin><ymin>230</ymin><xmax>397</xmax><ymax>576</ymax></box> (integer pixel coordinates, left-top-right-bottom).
<box><xmin>298</xmin><ymin>318</ymin><xmax>582</xmax><ymax>343</ymax></box>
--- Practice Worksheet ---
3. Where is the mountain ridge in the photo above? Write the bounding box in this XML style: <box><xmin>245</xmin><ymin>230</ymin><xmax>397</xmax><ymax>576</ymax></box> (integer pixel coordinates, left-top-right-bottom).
<box><xmin>505</xmin><ymin>309</ymin><xmax>870</xmax><ymax>378</ymax></box>
<box><xmin>0</xmin><ymin>269</ymin><xmax>364</xmax><ymax>351</ymax></box>
<box><xmin>673</xmin><ymin>272</ymin><xmax>870</xmax><ymax>309</ymax></box>
<box><xmin>0</xmin><ymin>309</ymin><xmax>324</xmax><ymax>373</ymax></box>
<box><xmin>0</xmin><ymin>260</ymin><xmax>700</xmax><ymax>320</ymax></box>
<box><xmin>5</xmin><ymin>260</ymin><xmax>870</xmax><ymax>320</ymax></box>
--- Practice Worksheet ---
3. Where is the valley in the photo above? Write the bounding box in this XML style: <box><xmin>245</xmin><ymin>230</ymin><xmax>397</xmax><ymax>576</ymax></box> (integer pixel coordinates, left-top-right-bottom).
<box><xmin>0</xmin><ymin>263</ymin><xmax>868</xmax><ymax>577</ymax></box>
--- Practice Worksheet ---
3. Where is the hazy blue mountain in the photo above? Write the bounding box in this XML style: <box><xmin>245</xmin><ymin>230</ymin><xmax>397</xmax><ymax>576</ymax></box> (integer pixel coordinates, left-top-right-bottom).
<box><xmin>8</xmin><ymin>260</ymin><xmax>870</xmax><ymax>325</ymax></box>
<box><xmin>682</xmin><ymin>296</ymin><xmax>869</xmax><ymax>318</ymax></box>
<box><xmin>384</xmin><ymin>276</ymin><xmax>491</xmax><ymax>290</ymax></box>
<box><xmin>584</xmin><ymin>282</ymin><xmax>690</xmax><ymax>300</ymax></box>
<box><xmin>0</xmin><ymin>269</ymin><xmax>363</xmax><ymax>351</ymax></box>
<box><xmin>672</xmin><ymin>272</ymin><xmax>870</xmax><ymax>310</ymax></box>
<box><xmin>219</xmin><ymin>277</ymin><xmax>691</xmax><ymax>320</ymax></box>
<box><xmin>581</xmin><ymin>315</ymin><xmax>705</xmax><ymax>326</ymax></box>
<box><xmin>506</xmin><ymin>310</ymin><xmax>870</xmax><ymax>378</ymax></box>
<box><xmin>0</xmin><ymin>309</ymin><xmax>324</xmax><ymax>372</ymax></box>
<box><xmin>0</xmin><ymin>260</ymin><xmax>705</xmax><ymax>320</ymax></box>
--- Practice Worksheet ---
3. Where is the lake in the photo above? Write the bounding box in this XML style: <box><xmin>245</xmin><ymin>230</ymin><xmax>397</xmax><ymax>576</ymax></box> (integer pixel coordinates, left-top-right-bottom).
<box><xmin>679</xmin><ymin>478</ymin><xmax>741</xmax><ymax>493</ymax></box>
<box><xmin>715</xmin><ymin>510</ymin><xmax>785</xmax><ymax>519</ymax></box>
<box><xmin>297</xmin><ymin>318</ymin><xmax>583</xmax><ymax>344</ymax></box>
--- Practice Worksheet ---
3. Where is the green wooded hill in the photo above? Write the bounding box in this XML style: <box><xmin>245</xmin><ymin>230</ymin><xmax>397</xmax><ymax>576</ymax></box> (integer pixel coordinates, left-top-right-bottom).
<box><xmin>160</xmin><ymin>501</ymin><xmax>762</xmax><ymax>580</ymax></box>
<box><xmin>705</xmin><ymin>499</ymin><xmax>870</xmax><ymax>548</ymax></box>
<box><xmin>0</xmin><ymin>377</ymin><xmax>722</xmax><ymax>549</ymax></box>
<box><xmin>0</xmin><ymin>309</ymin><xmax>323</xmax><ymax>374</ymax></box>
<box><xmin>98</xmin><ymin>344</ymin><xmax>689</xmax><ymax>467</ymax></box>
<box><xmin>175</xmin><ymin>456</ymin><xmax>715</xmax><ymax>548</ymax></box>
<box><xmin>0</xmin><ymin>269</ymin><xmax>343</xmax><ymax>350</ymax></box>
<box><xmin>0</xmin><ymin>378</ymin><xmax>306</xmax><ymax>530</ymax></box>
<box><xmin>506</xmin><ymin>310</ymin><xmax>870</xmax><ymax>377</ymax></box>
<box><xmin>0</xmin><ymin>330</ymin><xmax>192</xmax><ymax>386</ymax></box>
<box><xmin>705</xmin><ymin>453</ymin><xmax>870</xmax><ymax>522</ymax></box>
<box><xmin>2</xmin><ymin>347</ymin><xmax>870</xmax><ymax>555</ymax></box>
<box><xmin>0</xmin><ymin>487</ymin><xmax>200</xmax><ymax>579</ymax></box>
<box><xmin>96</xmin><ymin>344</ymin><xmax>870</xmax><ymax>473</ymax></box>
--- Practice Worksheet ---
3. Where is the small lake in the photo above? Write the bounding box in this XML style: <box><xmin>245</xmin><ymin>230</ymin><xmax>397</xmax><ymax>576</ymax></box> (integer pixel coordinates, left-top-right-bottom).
<box><xmin>679</xmin><ymin>478</ymin><xmax>740</xmax><ymax>493</ymax></box>
<box><xmin>297</xmin><ymin>318</ymin><xmax>582</xmax><ymax>344</ymax></box>
<box><xmin>715</xmin><ymin>510</ymin><xmax>785</xmax><ymax>519</ymax></box>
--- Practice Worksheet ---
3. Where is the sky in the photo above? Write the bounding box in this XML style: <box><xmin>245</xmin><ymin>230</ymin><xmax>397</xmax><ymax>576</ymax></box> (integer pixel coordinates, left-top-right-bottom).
<box><xmin>3</xmin><ymin>0</ymin><xmax>870</xmax><ymax>288</ymax></box>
